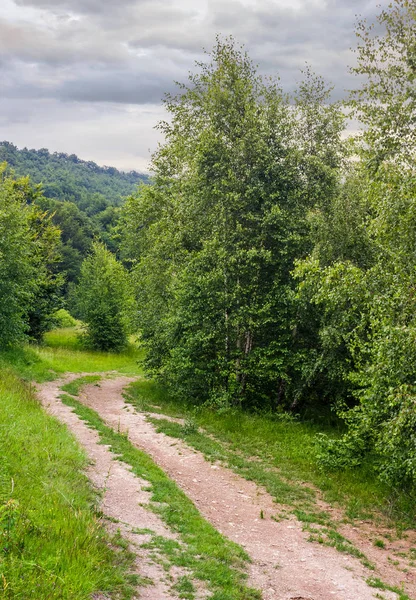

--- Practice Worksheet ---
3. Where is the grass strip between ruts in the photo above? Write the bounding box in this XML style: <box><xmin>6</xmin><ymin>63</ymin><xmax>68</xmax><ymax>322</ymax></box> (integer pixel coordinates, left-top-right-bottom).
<box><xmin>59</xmin><ymin>392</ymin><xmax>261</xmax><ymax>600</ymax></box>
<box><xmin>61</xmin><ymin>375</ymin><xmax>102</xmax><ymax>396</ymax></box>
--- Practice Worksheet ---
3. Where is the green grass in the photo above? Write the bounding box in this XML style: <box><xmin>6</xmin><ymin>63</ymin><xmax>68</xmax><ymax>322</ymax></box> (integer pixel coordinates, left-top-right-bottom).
<box><xmin>126</xmin><ymin>380</ymin><xmax>416</xmax><ymax>529</ymax></box>
<box><xmin>147</xmin><ymin>417</ymin><xmax>314</xmax><ymax>508</ymax></box>
<box><xmin>59</xmin><ymin>392</ymin><xmax>261</xmax><ymax>600</ymax></box>
<box><xmin>1</xmin><ymin>330</ymin><xmax>410</xmax><ymax>598</ymax></box>
<box><xmin>61</xmin><ymin>375</ymin><xmax>102</xmax><ymax>396</ymax></box>
<box><xmin>39</xmin><ymin>328</ymin><xmax>145</xmax><ymax>377</ymax></box>
<box><xmin>0</xmin><ymin>370</ymin><xmax>137</xmax><ymax>599</ymax></box>
<box><xmin>146</xmin><ymin>416</ymin><xmax>379</xmax><ymax>568</ymax></box>
<box><xmin>44</xmin><ymin>327</ymin><xmax>85</xmax><ymax>350</ymax></box>
<box><xmin>0</xmin><ymin>328</ymin><xmax>145</xmax><ymax>383</ymax></box>
<box><xmin>306</xmin><ymin>526</ymin><xmax>374</xmax><ymax>569</ymax></box>
<box><xmin>366</xmin><ymin>576</ymin><xmax>411</xmax><ymax>600</ymax></box>
<box><xmin>0</xmin><ymin>345</ymin><xmax>57</xmax><ymax>383</ymax></box>
<box><xmin>172</xmin><ymin>575</ymin><xmax>196</xmax><ymax>599</ymax></box>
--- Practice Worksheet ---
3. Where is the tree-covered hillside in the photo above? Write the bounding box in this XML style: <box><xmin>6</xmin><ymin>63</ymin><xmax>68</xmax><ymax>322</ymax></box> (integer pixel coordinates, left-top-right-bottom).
<box><xmin>0</xmin><ymin>142</ymin><xmax>149</xmax><ymax>288</ymax></box>
<box><xmin>0</xmin><ymin>141</ymin><xmax>149</xmax><ymax>207</ymax></box>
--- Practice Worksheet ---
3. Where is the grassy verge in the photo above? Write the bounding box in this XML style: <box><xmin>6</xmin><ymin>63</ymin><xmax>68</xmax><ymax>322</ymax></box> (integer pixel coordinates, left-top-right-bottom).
<box><xmin>0</xmin><ymin>327</ymin><xmax>145</xmax><ymax>383</ymax></box>
<box><xmin>126</xmin><ymin>380</ymin><xmax>416</xmax><ymax>530</ymax></box>
<box><xmin>59</xmin><ymin>392</ymin><xmax>261</xmax><ymax>600</ymax></box>
<box><xmin>0</xmin><ymin>370</ymin><xmax>137</xmax><ymax>599</ymax></box>
<box><xmin>0</xmin><ymin>345</ymin><xmax>56</xmax><ymax>383</ymax></box>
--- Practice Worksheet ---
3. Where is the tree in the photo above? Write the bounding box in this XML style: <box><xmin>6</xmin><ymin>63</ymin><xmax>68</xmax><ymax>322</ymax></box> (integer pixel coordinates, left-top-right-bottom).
<box><xmin>35</xmin><ymin>198</ymin><xmax>95</xmax><ymax>287</ymax></box>
<box><xmin>26</xmin><ymin>206</ymin><xmax>63</xmax><ymax>341</ymax></box>
<box><xmin>0</xmin><ymin>166</ymin><xmax>37</xmax><ymax>346</ymax></box>
<box><xmin>121</xmin><ymin>38</ymin><xmax>344</xmax><ymax>408</ymax></box>
<box><xmin>350</xmin><ymin>0</ymin><xmax>416</xmax><ymax>169</ymax></box>
<box><xmin>0</xmin><ymin>164</ymin><xmax>62</xmax><ymax>345</ymax></box>
<box><xmin>296</xmin><ymin>0</ymin><xmax>416</xmax><ymax>489</ymax></box>
<box><xmin>76</xmin><ymin>242</ymin><xmax>132</xmax><ymax>351</ymax></box>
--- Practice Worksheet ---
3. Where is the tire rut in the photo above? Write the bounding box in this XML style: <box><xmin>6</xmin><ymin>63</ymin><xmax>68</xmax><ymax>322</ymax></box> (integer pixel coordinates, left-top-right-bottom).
<box><xmin>68</xmin><ymin>375</ymin><xmax>399</xmax><ymax>600</ymax></box>
<box><xmin>38</xmin><ymin>376</ymin><xmax>206</xmax><ymax>600</ymax></box>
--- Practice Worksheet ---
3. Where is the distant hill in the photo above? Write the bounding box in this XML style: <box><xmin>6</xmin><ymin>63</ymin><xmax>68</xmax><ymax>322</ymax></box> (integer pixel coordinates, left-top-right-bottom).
<box><xmin>0</xmin><ymin>141</ymin><xmax>150</xmax><ymax>288</ymax></box>
<box><xmin>0</xmin><ymin>141</ymin><xmax>149</xmax><ymax>207</ymax></box>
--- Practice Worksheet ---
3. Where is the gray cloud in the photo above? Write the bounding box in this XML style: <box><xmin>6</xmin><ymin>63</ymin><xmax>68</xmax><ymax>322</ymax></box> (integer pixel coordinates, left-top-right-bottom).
<box><xmin>0</xmin><ymin>96</ymin><xmax>165</xmax><ymax>171</ymax></box>
<box><xmin>13</xmin><ymin>0</ymin><xmax>138</xmax><ymax>15</ymax></box>
<box><xmin>2</xmin><ymin>0</ymin><xmax>383</xmax><ymax>96</ymax></box>
<box><xmin>57</xmin><ymin>69</ymin><xmax>178</xmax><ymax>104</ymax></box>
<box><xmin>1</xmin><ymin>0</ymin><xmax>390</xmax><ymax>170</ymax></box>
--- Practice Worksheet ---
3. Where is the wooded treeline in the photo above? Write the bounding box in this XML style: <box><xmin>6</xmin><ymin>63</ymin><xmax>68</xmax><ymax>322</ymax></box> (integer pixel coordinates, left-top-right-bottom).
<box><xmin>0</xmin><ymin>0</ymin><xmax>415</xmax><ymax>490</ymax></box>
<box><xmin>0</xmin><ymin>142</ymin><xmax>148</xmax><ymax>206</ymax></box>
<box><xmin>0</xmin><ymin>142</ymin><xmax>148</xmax><ymax>287</ymax></box>
<box><xmin>121</xmin><ymin>0</ymin><xmax>416</xmax><ymax>489</ymax></box>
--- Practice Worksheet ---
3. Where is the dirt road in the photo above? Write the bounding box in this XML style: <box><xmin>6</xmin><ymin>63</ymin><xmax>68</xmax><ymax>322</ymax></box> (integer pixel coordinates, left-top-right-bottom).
<box><xmin>39</xmin><ymin>375</ymin><xmax>409</xmax><ymax>600</ymax></box>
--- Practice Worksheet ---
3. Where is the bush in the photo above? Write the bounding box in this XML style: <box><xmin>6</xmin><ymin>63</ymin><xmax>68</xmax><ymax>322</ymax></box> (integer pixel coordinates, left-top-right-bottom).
<box><xmin>315</xmin><ymin>432</ymin><xmax>364</xmax><ymax>471</ymax></box>
<box><xmin>52</xmin><ymin>308</ymin><xmax>77</xmax><ymax>329</ymax></box>
<box><xmin>75</xmin><ymin>242</ymin><xmax>132</xmax><ymax>352</ymax></box>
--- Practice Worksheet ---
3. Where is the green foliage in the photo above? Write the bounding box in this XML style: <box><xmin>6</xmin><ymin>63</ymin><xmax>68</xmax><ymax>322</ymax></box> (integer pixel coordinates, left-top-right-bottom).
<box><xmin>300</xmin><ymin>173</ymin><xmax>416</xmax><ymax>489</ymax></box>
<box><xmin>121</xmin><ymin>37</ymin><xmax>344</xmax><ymax>409</ymax></box>
<box><xmin>296</xmin><ymin>0</ymin><xmax>416</xmax><ymax>490</ymax></box>
<box><xmin>76</xmin><ymin>242</ymin><xmax>133</xmax><ymax>351</ymax></box>
<box><xmin>35</xmin><ymin>196</ymin><xmax>124</xmax><ymax>290</ymax></box>
<box><xmin>0</xmin><ymin>141</ymin><xmax>148</xmax><ymax>207</ymax></box>
<box><xmin>37</xmin><ymin>197</ymin><xmax>95</xmax><ymax>287</ymax></box>
<box><xmin>0</xmin><ymin>166</ymin><xmax>36</xmax><ymax>346</ymax></box>
<box><xmin>26</xmin><ymin>206</ymin><xmax>64</xmax><ymax>341</ymax></box>
<box><xmin>0</xmin><ymin>144</ymin><xmax>146</xmax><ymax>290</ymax></box>
<box><xmin>350</xmin><ymin>0</ymin><xmax>416</xmax><ymax>170</ymax></box>
<box><xmin>315</xmin><ymin>432</ymin><xmax>365</xmax><ymax>470</ymax></box>
<box><xmin>52</xmin><ymin>308</ymin><xmax>77</xmax><ymax>328</ymax></box>
<box><xmin>0</xmin><ymin>165</ymin><xmax>62</xmax><ymax>346</ymax></box>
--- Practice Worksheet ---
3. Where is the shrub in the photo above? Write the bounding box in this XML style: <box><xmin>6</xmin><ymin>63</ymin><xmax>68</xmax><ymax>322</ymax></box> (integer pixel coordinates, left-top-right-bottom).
<box><xmin>75</xmin><ymin>242</ymin><xmax>132</xmax><ymax>351</ymax></box>
<box><xmin>52</xmin><ymin>308</ymin><xmax>77</xmax><ymax>329</ymax></box>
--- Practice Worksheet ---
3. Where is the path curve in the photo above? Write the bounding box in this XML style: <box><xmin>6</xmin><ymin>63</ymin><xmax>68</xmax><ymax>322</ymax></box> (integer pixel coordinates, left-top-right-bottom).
<box><xmin>68</xmin><ymin>376</ymin><xmax>398</xmax><ymax>600</ymax></box>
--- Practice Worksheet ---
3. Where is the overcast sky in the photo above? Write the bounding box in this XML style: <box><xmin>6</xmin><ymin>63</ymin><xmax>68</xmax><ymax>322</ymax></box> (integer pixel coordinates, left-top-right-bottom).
<box><xmin>0</xmin><ymin>0</ymin><xmax>384</xmax><ymax>172</ymax></box>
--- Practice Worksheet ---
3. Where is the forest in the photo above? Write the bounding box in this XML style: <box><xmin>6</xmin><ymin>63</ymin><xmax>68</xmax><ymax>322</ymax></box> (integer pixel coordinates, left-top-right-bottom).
<box><xmin>0</xmin><ymin>1</ymin><xmax>416</xmax><ymax>598</ymax></box>
<box><xmin>0</xmin><ymin>142</ymin><xmax>149</xmax><ymax>293</ymax></box>
<box><xmin>0</xmin><ymin>142</ymin><xmax>148</xmax><ymax>206</ymax></box>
